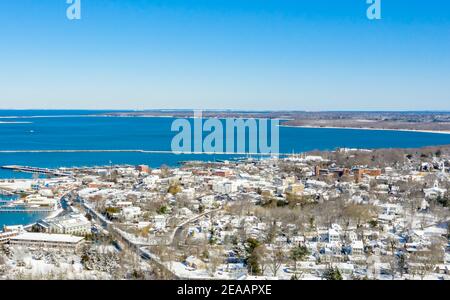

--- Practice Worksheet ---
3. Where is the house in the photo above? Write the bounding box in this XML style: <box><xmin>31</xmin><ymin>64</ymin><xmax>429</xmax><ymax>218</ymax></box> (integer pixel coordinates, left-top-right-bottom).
<box><xmin>178</xmin><ymin>188</ymin><xmax>195</xmax><ymax>200</ymax></box>
<box><xmin>185</xmin><ymin>256</ymin><xmax>206</xmax><ymax>270</ymax></box>
<box><xmin>305</xmin><ymin>180</ymin><xmax>329</xmax><ymax>189</ymax></box>
<box><xmin>380</xmin><ymin>203</ymin><xmax>402</xmax><ymax>215</ymax></box>
<box><xmin>286</xmin><ymin>183</ymin><xmax>304</xmax><ymax>195</ymax></box>
<box><xmin>22</xmin><ymin>195</ymin><xmax>58</xmax><ymax>209</ymax></box>
<box><xmin>136</xmin><ymin>165</ymin><xmax>150</xmax><ymax>173</ymax></box>
<box><xmin>179</xmin><ymin>207</ymin><xmax>194</xmax><ymax>217</ymax></box>
<box><xmin>354</xmin><ymin>168</ymin><xmax>382</xmax><ymax>183</ymax></box>
<box><xmin>291</xmin><ymin>235</ymin><xmax>305</xmax><ymax>244</ymax></box>
<box><xmin>121</xmin><ymin>206</ymin><xmax>141</xmax><ymax>220</ymax></box>
<box><xmin>152</xmin><ymin>215</ymin><xmax>166</xmax><ymax>230</ymax></box>
<box><xmin>212</xmin><ymin>180</ymin><xmax>239</xmax><ymax>194</ymax></box>
<box><xmin>213</xmin><ymin>169</ymin><xmax>233</xmax><ymax>177</ymax></box>
<box><xmin>351</xmin><ymin>240</ymin><xmax>364</xmax><ymax>255</ymax></box>
<box><xmin>116</xmin><ymin>201</ymin><xmax>133</xmax><ymax>207</ymax></box>
<box><xmin>38</xmin><ymin>189</ymin><xmax>54</xmax><ymax>197</ymax></box>
<box><xmin>348</xmin><ymin>231</ymin><xmax>358</xmax><ymax>242</ymax></box>
<box><xmin>424</xmin><ymin>181</ymin><xmax>447</xmax><ymax>199</ymax></box>
<box><xmin>201</xmin><ymin>195</ymin><xmax>215</xmax><ymax>207</ymax></box>
<box><xmin>334</xmin><ymin>263</ymin><xmax>355</xmax><ymax>276</ymax></box>
<box><xmin>420</xmin><ymin>199</ymin><xmax>430</xmax><ymax>211</ymax></box>
<box><xmin>328</xmin><ymin>228</ymin><xmax>340</xmax><ymax>243</ymax></box>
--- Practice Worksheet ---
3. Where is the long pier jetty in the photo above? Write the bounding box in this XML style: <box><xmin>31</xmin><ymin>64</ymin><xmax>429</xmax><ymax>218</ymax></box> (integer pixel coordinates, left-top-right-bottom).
<box><xmin>0</xmin><ymin>189</ymin><xmax>14</xmax><ymax>196</ymax></box>
<box><xmin>0</xmin><ymin>207</ymin><xmax>55</xmax><ymax>213</ymax></box>
<box><xmin>1</xmin><ymin>165</ymin><xmax>72</xmax><ymax>177</ymax></box>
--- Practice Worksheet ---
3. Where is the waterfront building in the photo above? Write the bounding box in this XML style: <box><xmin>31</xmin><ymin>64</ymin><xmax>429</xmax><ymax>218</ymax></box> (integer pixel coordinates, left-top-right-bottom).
<box><xmin>23</xmin><ymin>195</ymin><xmax>58</xmax><ymax>209</ymax></box>
<box><xmin>0</xmin><ymin>231</ymin><xmax>19</xmax><ymax>244</ymax></box>
<box><xmin>136</xmin><ymin>165</ymin><xmax>151</xmax><ymax>173</ymax></box>
<box><xmin>9</xmin><ymin>232</ymin><xmax>85</xmax><ymax>250</ymax></box>
<box><xmin>36</xmin><ymin>213</ymin><xmax>91</xmax><ymax>236</ymax></box>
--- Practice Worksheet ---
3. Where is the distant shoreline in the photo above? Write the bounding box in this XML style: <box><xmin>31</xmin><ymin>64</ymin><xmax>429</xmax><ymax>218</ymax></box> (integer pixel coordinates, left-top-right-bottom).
<box><xmin>2</xmin><ymin>110</ymin><xmax>450</xmax><ymax>135</ymax></box>
<box><xmin>280</xmin><ymin>124</ymin><xmax>450</xmax><ymax>135</ymax></box>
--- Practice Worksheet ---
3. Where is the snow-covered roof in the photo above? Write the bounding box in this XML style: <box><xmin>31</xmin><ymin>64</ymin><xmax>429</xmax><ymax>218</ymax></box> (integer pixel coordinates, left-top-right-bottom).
<box><xmin>351</xmin><ymin>240</ymin><xmax>364</xmax><ymax>249</ymax></box>
<box><xmin>11</xmin><ymin>232</ymin><xmax>84</xmax><ymax>244</ymax></box>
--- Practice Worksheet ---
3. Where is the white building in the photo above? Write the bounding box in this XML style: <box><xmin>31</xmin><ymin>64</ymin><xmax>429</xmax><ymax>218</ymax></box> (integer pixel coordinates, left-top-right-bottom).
<box><xmin>351</xmin><ymin>240</ymin><xmax>364</xmax><ymax>255</ymax></box>
<box><xmin>23</xmin><ymin>195</ymin><xmax>58</xmax><ymax>209</ymax></box>
<box><xmin>121</xmin><ymin>206</ymin><xmax>141</xmax><ymax>220</ymax></box>
<box><xmin>212</xmin><ymin>180</ymin><xmax>239</xmax><ymax>194</ymax></box>
<box><xmin>116</xmin><ymin>201</ymin><xmax>133</xmax><ymax>207</ymax></box>
<box><xmin>152</xmin><ymin>215</ymin><xmax>166</xmax><ymax>230</ymax></box>
<box><xmin>9</xmin><ymin>232</ymin><xmax>85</xmax><ymax>250</ymax></box>
<box><xmin>328</xmin><ymin>228</ymin><xmax>340</xmax><ymax>243</ymax></box>
<box><xmin>37</xmin><ymin>213</ymin><xmax>91</xmax><ymax>236</ymax></box>
<box><xmin>200</xmin><ymin>195</ymin><xmax>215</xmax><ymax>207</ymax></box>
<box><xmin>178</xmin><ymin>188</ymin><xmax>195</xmax><ymax>200</ymax></box>
<box><xmin>380</xmin><ymin>203</ymin><xmax>403</xmax><ymax>215</ymax></box>
<box><xmin>424</xmin><ymin>181</ymin><xmax>447</xmax><ymax>199</ymax></box>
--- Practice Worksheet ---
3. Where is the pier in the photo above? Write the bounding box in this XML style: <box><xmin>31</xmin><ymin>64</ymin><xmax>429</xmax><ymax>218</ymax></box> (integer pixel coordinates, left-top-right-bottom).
<box><xmin>1</xmin><ymin>165</ymin><xmax>72</xmax><ymax>177</ymax></box>
<box><xmin>0</xmin><ymin>189</ymin><xmax>14</xmax><ymax>196</ymax></box>
<box><xmin>0</xmin><ymin>207</ymin><xmax>55</xmax><ymax>213</ymax></box>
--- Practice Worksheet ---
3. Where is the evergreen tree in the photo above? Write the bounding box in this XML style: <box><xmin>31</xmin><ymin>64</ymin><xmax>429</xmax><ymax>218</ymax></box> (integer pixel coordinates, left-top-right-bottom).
<box><xmin>290</xmin><ymin>245</ymin><xmax>309</xmax><ymax>271</ymax></box>
<box><xmin>323</xmin><ymin>267</ymin><xmax>343</xmax><ymax>280</ymax></box>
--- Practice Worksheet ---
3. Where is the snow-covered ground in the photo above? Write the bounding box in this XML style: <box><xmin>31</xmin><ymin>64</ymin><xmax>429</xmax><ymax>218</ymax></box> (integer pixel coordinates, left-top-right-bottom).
<box><xmin>0</xmin><ymin>245</ymin><xmax>114</xmax><ymax>280</ymax></box>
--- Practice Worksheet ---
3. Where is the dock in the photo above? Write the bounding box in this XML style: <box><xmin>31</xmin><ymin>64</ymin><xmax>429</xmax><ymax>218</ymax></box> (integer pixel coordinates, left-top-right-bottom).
<box><xmin>0</xmin><ymin>189</ymin><xmax>14</xmax><ymax>196</ymax></box>
<box><xmin>1</xmin><ymin>165</ymin><xmax>72</xmax><ymax>177</ymax></box>
<box><xmin>0</xmin><ymin>207</ymin><xmax>55</xmax><ymax>213</ymax></box>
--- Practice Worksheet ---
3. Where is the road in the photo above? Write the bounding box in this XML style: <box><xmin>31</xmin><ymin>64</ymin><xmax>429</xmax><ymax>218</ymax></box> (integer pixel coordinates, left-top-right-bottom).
<box><xmin>170</xmin><ymin>208</ymin><xmax>221</xmax><ymax>247</ymax></box>
<box><xmin>76</xmin><ymin>195</ymin><xmax>179</xmax><ymax>278</ymax></box>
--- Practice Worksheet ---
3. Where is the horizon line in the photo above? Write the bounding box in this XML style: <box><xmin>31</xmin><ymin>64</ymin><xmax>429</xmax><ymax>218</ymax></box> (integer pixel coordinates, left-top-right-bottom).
<box><xmin>1</xmin><ymin>109</ymin><xmax>450</xmax><ymax>113</ymax></box>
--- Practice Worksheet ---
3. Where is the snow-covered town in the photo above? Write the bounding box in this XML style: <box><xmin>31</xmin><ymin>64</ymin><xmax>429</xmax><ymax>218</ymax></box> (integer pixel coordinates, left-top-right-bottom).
<box><xmin>1</xmin><ymin>147</ymin><xmax>450</xmax><ymax>280</ymax></box>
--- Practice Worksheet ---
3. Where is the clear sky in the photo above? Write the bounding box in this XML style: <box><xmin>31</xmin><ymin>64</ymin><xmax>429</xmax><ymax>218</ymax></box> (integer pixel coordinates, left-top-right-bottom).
<box><xmin>0</xmin><ymin>0</ymin><xmax>449</xmax><ymax>110</ymax></box>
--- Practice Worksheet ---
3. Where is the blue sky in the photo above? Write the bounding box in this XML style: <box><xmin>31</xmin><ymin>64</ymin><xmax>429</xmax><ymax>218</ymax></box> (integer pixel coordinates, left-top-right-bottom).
<box><xmin>0</xmin><ymin>0</ymin><xmax>449</xmax><ymax>110</ymax></box>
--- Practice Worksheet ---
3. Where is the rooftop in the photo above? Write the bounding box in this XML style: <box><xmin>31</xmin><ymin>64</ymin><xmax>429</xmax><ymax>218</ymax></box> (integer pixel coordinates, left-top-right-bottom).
<box><xmin>11</xmin><ymin>232</ymin><xmax>84</xmax><ymax>244</ymax></box>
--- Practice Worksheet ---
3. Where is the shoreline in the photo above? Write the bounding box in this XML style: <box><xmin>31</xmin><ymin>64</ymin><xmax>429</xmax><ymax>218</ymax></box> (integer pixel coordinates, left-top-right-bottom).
<box><xmin>280</xmin><ymin>124</ymin><xmax>450</xmax><ymax>135</ymax></box>
<box><xmin>0</xmin><ymin>179</ymin><xmax>69</xmax><ymax>230</ymax></box>
<box><xmin>3</xmin><ymin>112</ymin><xmax>450</xmax><ymax>135</ymax></box>
<box><xmin>0</xmin><ymin>202</ymin><xmax>64</xmax><ymax>232</ymax></box>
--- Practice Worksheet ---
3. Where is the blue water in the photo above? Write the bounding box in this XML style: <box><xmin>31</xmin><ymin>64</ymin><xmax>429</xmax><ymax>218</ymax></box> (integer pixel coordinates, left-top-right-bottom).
<box><xmin>2</xmin><ymin>110</ymin><xmax>450</xmax><ymax>227</ymax></box>
<box><xmin>0</xmin><ymin>194</ymin><xmax>46</xmax><ymax>228</ymax></box>
<box><xmin>0</xmin><ymin>211</ymin><xmax>47</xmax><ymax>228</ymax></box>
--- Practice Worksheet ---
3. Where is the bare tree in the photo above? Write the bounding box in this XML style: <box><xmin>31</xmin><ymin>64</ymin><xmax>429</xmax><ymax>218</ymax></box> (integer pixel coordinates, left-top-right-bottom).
<box><xmin>411</xmin><ymin>241</ymin><xmax>443</xmax><ymax>279</ymax></box>
<box><xmin>254</xmin><ymin>244</ymin><xmax>268</xmax><ymax>275</ymax></box>
<box><xmin>267</xmin><ymin>246</ymin><xmax>284</xmax><ymax>277</ymax></box>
